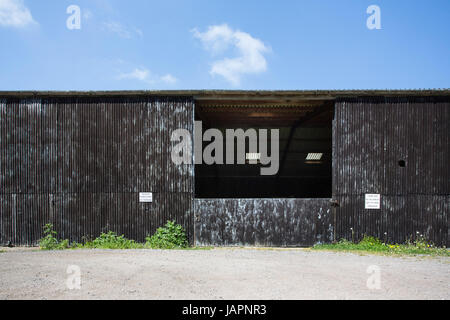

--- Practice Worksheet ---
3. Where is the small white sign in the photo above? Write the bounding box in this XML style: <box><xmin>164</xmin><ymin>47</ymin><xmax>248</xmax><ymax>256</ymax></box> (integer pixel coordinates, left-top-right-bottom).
<box><xmin>139</xmin><ymin>192</ymin><xmax>153</xmax><ymax>203</ymax></box>
<box><xmin>246</xmin><ymin>153</ymin><xmax>260</xmax><ymax>164</ymax></box>
<box><xmin>365</xmin><ymin>194</ymin><xmax>381</xmax><ymax>209</ymax></box>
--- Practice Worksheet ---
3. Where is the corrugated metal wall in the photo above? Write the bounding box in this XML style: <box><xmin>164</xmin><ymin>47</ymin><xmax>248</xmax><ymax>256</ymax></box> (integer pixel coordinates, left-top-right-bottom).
<box><xmin>1</xmin><ymin>94</ymin><xmax>448</xmax><ymax>247</ymax></box>
<box><xmin>333</xmin><ymin>97</ymin><xmax>449</xmax><ymax>246</ymax></box>
<box><xmin>194</xmin><ymin>198</ymin><xmax>332</xmax><ymax>246</ymax></box>
<box><xmin>0</xmin><ymin>96</ymin><xmax>194</xmax><ymax>245</ymax></box>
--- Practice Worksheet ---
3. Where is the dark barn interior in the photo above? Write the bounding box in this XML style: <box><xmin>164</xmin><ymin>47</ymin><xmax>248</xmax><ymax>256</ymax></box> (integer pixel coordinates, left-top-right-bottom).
<box><xmin>195</xmin><ymin>99</ymin><xmax>334</xmax><ymax>198</ymax></box>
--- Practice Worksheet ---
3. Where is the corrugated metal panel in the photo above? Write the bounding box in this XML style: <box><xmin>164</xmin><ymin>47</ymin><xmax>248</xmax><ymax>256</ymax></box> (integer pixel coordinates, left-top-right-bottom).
<box><xmin>1</xmin><ymin>93</ymin><xmax>449</xmax><ymax>247</ymax></box>
<box><xmin>194</xmin><ymin>198</ymin><xmax>332</xmax><ymax>247</ymax></box>
<box><xmin>0</xmin><ymin>96</ymin><xmax>194</xmax><ymax>246</ymax></box>
<box><xmin>333</xmin><ymin>97</ymin><xmax>449</xmax><ymax>246</ymax></box>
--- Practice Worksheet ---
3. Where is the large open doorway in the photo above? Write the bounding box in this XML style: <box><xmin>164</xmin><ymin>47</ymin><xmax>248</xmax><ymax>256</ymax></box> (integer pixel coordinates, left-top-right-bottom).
<box><xmin>195</xmin><ymin>99</ymin><xmax>334</xmax><ymax>199</ymax></box>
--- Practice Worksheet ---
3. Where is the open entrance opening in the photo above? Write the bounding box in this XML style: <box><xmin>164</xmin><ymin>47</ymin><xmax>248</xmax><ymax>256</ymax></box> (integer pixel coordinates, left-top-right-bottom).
<box><xmin>195</xmin><ymin>98</ymin><xmax>334</xmax><ymax>198</ymax></box>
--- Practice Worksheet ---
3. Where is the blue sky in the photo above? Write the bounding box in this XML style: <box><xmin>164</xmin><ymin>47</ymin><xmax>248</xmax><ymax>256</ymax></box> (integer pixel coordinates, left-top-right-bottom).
<box><xmin>0</xmin><ymin>0</ymin><xmax>449</xmax><ymax>90</ymax></box>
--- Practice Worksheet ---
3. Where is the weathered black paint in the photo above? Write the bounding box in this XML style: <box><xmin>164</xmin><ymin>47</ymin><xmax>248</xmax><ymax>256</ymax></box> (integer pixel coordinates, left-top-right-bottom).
<box><xmin>194</xmin><ymin>96</ymin><xmax>449</xmax><ymax>247</ymax></box>
<box><xmin>0</xmin><ymin>96</ymin><xmax>194</xmax><ymax>245</ymax></box>
<box><xmin>0</xmin><ymin>92</ymin><xmax>449</xmax><ymax>247</ymax></box>
<box><xmin>194</xmin><ymin>199</ymin><xmax>332</xmax><ymax>246</ymax></box>
<box><xmin>333</xmin><ymin>97</ymin><xmax>449</xmax><ymax>247</ymax></box>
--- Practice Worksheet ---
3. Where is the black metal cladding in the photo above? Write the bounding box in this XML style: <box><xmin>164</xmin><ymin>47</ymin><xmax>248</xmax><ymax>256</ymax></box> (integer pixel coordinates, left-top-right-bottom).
<box><xmin>194</xmin><ymin>198</ymin><xmax>332</xmax><ymax>246</ymax></box>
<box><xmin>0</xmin><ymin>96</ymin><xmax>195</xmax><ymax>245</ymax></box>
<box><xmin>333</xmin><ymin>96</ymin><xmax>449</xmax><ymax>246</ymax></box>
<box><xmin>1</xmin><ymin>92</ymin><xmax>449</xmax><ymax>247</ymax></box>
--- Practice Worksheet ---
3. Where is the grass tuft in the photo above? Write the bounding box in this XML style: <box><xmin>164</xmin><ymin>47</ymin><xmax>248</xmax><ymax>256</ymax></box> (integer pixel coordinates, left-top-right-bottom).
<box><xmin>313</xmin><ymin>235</ymin><xmax>449</xmax><ymax>256</ymax></box>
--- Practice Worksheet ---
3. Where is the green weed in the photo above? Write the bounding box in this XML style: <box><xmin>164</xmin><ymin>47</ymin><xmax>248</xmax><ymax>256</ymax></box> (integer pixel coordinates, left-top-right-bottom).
<box><xmin>313</xmin><ymin>235</ymin><xmax>449</xmax><ymax>256</ymax></box>
<box><xmin>83</xmin><ymin>231</ymin><xmax>143</xmax><ymax>249</ymax></box>
<box><xmin>38</xmin><ymin>220</ymin><xmax>191</xmax><ymax>250</ymax></box>
<box><xmin>39</xmin><ymin>224</ymin><xmax>70</xmax><ymax>250</ymax></box>
<box><xmin>145</xmin><ymin>220</ymin><xmax>188</xmax><ymax>249</ymax></box>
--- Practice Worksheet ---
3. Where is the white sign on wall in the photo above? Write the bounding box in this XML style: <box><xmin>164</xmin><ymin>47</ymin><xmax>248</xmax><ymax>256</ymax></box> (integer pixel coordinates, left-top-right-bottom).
<box><xmin>139</xmin><ymin>192</ymin><xmax>153</xmax><ymax>203</ymax></box>
<box><xmin>365</xmin><ymin>194</ymin><xmax>381</xmax><ymax>209</ymax></box>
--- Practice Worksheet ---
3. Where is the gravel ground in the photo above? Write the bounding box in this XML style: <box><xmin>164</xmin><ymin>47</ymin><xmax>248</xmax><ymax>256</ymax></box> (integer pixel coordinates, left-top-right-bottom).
<box><xmin>0</xmin><ymin>247</ymin><xmax>448</xmax><ymax>300</ymax></box>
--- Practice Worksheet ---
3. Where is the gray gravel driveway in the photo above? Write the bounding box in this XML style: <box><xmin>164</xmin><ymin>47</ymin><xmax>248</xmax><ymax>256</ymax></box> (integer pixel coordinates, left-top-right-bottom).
<box><xmin>0</xmin><ymin>248</ymin><xmax>448</xmax><ymax>300</ymax></box>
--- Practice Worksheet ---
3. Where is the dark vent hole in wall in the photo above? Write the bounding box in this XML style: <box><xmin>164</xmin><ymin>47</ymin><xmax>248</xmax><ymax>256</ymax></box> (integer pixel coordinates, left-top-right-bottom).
<box><xmin>398</xmin><ymin>160</ymin><xmax>406</xmax><ymax>167</ymax></box>
<box><xmin>194</xmin><ymin>102</ymin><xmax>334</xmax><ymax>198</ymax></box>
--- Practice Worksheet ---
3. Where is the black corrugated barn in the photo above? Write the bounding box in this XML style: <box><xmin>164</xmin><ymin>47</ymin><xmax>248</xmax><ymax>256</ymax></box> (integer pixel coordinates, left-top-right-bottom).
<box><xmin>0</xmin><ymin>90</ymin><xmax>448</xmax><ymax>247</ymax></box>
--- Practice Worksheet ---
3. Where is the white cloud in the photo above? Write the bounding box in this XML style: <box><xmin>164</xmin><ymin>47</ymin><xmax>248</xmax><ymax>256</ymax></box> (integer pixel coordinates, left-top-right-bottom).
<box><xmin>117</xmin><ymin>68</ymin><xmax>149</xmax><ymax>81</ymax></box>
<box><xmin>103</xmin><ymin>21</ymin><xmax>143</xmax><ymax>39</ymax></box>
<box><xmin>160</xmin><ymin>74</ymin><xmax>178</xmax><ymax>84</ymax></box>
<box><xmin>192</xmin><ymin>24</ymin><xmax>270</xmax><ymax>86</ymax></box>
<box><xmin>0</xmin><ymin>0</ymin><xmax>36</xmax><ymax>28</ymax></box>
<box><xmin>117</xmin><ymin>68</ymin><xmax>178</xmax><ymax>86</ymax></box>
